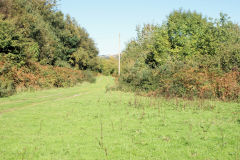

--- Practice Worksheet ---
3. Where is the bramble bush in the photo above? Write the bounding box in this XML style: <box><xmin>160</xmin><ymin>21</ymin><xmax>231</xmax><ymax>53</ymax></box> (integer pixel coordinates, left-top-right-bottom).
<box><xmin>0</xmin><ymin>61</ymin><xmax>96</xmax><ymax>97</ymax></box>
<box><xmin>119</xmin><ymin>62</ymin><xmax>240</xmax><ymax>101</ymax></box>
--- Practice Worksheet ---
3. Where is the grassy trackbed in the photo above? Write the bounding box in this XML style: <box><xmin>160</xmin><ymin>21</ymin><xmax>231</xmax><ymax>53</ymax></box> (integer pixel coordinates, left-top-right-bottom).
<box><xmin>0</xmin><ymin>76</ymin><xmax>239</xmax><ymax>160</ymax></box>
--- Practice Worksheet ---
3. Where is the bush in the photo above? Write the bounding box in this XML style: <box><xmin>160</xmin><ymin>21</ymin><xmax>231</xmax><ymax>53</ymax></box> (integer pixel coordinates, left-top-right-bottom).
<box><xmin>119</xmin><ymin>61</ymin><xmax>240</xmax><ymax>101</ymax></box>
<box><xmin>54</xmin><ymin>60</ymin><xmax>72</xmax><ymax>68</ymax></box>
<box><xmin>0</xmin><ymin>61</ymin><xmax>95</xmax><ymax>97</ymax></box>
<box><xmin>0</xmin><ymin>79</ymin><xmax>15</xmax><ymax>97</ymax></box>
<box><xmin>83</xmin><ymin>70</ymin><xmax>96</xmax><ymax>83</ymax></box>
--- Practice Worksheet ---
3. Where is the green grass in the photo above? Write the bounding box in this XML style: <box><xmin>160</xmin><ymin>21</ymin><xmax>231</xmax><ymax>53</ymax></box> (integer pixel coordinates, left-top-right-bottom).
<box><xmin>0</xmin><ymin>76</ymin><xmax>239</xmax><ymax>160</ymax></box>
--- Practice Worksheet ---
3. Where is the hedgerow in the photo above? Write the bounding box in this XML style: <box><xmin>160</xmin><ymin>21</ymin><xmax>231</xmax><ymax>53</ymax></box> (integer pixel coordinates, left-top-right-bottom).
<box><xmin>119</xmin><ymin>10</ymin><xmax>240</xmax><ymax>101</ymax></box>
<box><xmin>0</xmin><ymin>61</ymin><xmax>95</xmax><ymax>97</ymax></box>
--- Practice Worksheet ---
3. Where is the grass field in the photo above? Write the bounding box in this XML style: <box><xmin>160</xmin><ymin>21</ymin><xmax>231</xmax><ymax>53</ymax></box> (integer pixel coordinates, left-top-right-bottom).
<box><xmin>0</xmin><ymin>76</ymin><xmax>239</xmax><ymax>160</ymax></box>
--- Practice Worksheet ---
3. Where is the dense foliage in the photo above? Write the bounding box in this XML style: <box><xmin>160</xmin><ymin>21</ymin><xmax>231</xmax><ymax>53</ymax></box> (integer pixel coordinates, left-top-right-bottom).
<box><xmin>0</xmin><ymin>61</ymin><xmax>96</xmax><ymax>97</ymax></box>
<box><xmin>99</xmin><ymin>56</ymin><xmax>118</xmax><ymax>76</ymax></box>
<box><xmin>0</xmin><ymin>0</ymin><xmax>99</xmax><ymax>68</ymax></box>
<box><xmin>0</xmin><ymin>0</ymin><xmax>98</xmax><ymax>97</ymax></box>
<box><xmin>120</xmin><ymin>10</ymin><xmax>240</xmax><ymax>101</ymax></box>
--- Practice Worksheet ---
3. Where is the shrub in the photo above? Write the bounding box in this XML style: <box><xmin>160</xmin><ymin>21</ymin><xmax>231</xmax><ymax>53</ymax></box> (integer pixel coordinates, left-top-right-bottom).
<box><xmin>0</xmin><ymin>79</ymin><xmax>15</xmax><ymax>97</ymax></box>
<box><xmin>54</xmin><ymin>60</ymin><xmax>72</xmax><ymax>68</ymax></box>
<box><xmin>119</xmin><ymin>61</ymin><xmax>240</xmax><ymax>101</ymax></box>
<box><xmin>0</xmin><ymin>61</ymin><xmax>92</xmax><ymax>97</ymax></box>
<box><xmin>83</xmin><ymin>70</ymin><xmax>96</xmax><ymax>83</ymax></box>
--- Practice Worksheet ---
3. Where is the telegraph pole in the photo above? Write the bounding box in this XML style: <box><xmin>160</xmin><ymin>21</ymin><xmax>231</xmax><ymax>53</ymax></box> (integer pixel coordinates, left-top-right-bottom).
<box><xmin>118</xmin><ymin>33</ymin><xmax>121</xmax><ymax>76</ymax></box>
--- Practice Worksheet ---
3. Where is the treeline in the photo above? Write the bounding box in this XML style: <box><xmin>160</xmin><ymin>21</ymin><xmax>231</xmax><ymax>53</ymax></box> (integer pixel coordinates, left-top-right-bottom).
<box><xmin>99</xmin><ymin>56</ymin><xmax>118</xmax><ymax>76</ymax></box>
<box><xmin>0</xmin><ymin>0</ymin><xmax>99</xmax><ymax>68</ymax></box>
<box><xmin>120</xmin><ymin>9</ymin><xmax>240</xmax><ymax>101</ymax></box>
<box><xmin>0</xmin><ymin>0</ymin><xmax>101</xmax><ymax>97</ymax></box>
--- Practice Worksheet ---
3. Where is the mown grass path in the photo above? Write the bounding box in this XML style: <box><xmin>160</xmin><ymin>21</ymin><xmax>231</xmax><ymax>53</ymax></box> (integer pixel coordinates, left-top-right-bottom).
<box><xmin>0</xmin><ymin>76</ymin><xmax>239</xmax><ymax>160</ymax></box>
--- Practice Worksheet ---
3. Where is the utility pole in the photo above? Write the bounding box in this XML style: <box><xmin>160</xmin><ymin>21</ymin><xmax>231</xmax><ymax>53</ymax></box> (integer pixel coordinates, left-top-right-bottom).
<box><xmin>118</xmin><ymin>33</ymin><xmax>121</xmax><ymax>76</ymax></box>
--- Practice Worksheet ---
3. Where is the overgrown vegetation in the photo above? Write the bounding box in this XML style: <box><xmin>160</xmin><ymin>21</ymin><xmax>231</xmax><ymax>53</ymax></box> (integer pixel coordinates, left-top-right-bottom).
<box><xmin>99</xmin><ymin>56</ymin><xmax>118</xmax><ymax>76</ymax></box>
<box><xmin>120</xmin><ymin>9</ymin><xmax>240</xmax><ymax>101</ymax></box>
<box><xmin>0</xmin><ymin>0</ymin><xmax>98</xmax><ymax>97</ymax></box>
<box><xmin>0</xmin><ymin>61</ymin><xmax>96</xmax><ymax>97</ymax></box>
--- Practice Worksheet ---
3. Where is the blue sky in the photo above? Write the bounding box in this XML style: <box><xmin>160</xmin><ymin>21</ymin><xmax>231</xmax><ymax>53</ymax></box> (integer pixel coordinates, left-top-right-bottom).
<box><xmin>59</xmin><ymin>0</ymin><xmax>240</xmax><ymax>55</ymax></box>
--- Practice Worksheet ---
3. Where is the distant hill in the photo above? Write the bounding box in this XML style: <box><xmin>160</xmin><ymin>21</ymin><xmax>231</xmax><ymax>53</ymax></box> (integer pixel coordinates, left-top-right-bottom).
<box><xmin>99</xmin><ymin>54</ymin><xmax>119</xmax><ymax>59</ymax></box>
